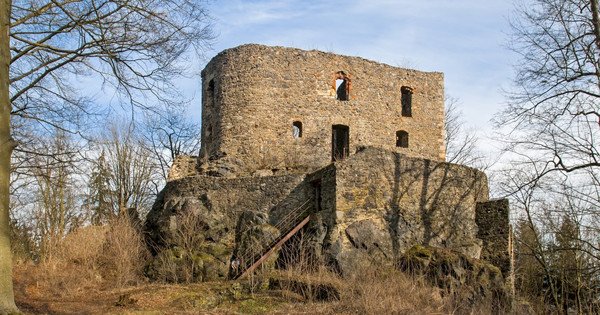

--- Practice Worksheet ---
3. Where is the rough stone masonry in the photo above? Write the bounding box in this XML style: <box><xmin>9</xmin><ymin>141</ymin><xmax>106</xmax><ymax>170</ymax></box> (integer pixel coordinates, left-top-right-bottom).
<box><xmin>145</xmin><ymin>44</ymin><xmax>510</xmax><ymax>282</ymax></box>
<box><xmin>198</xmin><ymin>44</ymin><xmax>445</xmax><ymax>176</ymax></box>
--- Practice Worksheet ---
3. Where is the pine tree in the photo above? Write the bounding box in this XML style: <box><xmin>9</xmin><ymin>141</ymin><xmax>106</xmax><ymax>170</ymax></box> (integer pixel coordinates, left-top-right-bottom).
<box><xmin>88</xmin><ymin>150</ymin><xmax>115</xmax><ymax>225</ymax></box>
<box><xmin>552</xmin><ymin>215</ymin><xmax>583</xmax><ymax>313</ymax></box>
<box><xmin>514</xmin><ymin>220</ymin><xmax>546</xmax><ymax>302</ymax></box>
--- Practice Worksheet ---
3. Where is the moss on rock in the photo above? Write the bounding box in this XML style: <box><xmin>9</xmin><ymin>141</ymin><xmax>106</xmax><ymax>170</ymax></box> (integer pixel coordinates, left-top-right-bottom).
<box><xmin>398</xmin><ymin>245</ymin><xmax>510</xmax><ymax>312</ymax></box>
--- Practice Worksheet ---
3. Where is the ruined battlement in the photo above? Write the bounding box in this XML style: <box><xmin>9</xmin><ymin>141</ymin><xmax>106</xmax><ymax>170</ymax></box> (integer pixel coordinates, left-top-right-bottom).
<box><xmin>199</xmin><ymin>44</ymin><xmax>446</xmax><ymax>175</ymax></box>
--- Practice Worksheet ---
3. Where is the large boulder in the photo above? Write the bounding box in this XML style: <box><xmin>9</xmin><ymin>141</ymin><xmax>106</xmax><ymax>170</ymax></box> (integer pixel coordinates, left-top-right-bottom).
<box><xmin>345</xmin><ymin>219</ymin><xmax>393</xmax><ymax>260</ymax></box>
<box><xmin>230</xmin><ymin>211</ymin><xmax>281</xmax><ymax>277</ymax></box>
<box><xmin>144</xmin><ymin>191</ymin><xmax>233</xmax><ymax>282</ymax></box>
<box><xmin>398</xmin><ymin>245</ymin><xmax>510</xmax><ymax>311</ymax></box>
<box><xmin>323</xmin><ymin>219</ymin><xmax>395</xmax><ymax>275</ymax></box>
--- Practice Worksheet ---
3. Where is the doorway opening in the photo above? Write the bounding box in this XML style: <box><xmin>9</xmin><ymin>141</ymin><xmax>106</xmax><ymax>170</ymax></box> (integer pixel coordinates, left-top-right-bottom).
<box><xmin>332</xmin><ymin>124</ymin><xmax>349</xmax><ymax>161</ymax></box>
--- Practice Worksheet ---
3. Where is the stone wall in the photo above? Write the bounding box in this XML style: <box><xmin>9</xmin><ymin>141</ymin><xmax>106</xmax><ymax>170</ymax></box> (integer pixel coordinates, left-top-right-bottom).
<box><xmin>318</xmin><ymin>147</ymin><xmax>489</xmax><ymax>275</ymax></box>
<box><xmin>167</xmin><ymin>155</ymin><xmax>199</xmax><ymax>181</ymax></box>
<box><xmin>476</xmin><ymin>199</ymin><xmax>511</xmax><ymax>275</ymax></box>
<box><xmin>146</xmin><ymin>147</ymin><xmax>511</xmax><ymax>280</ymax></box>
<box><xmin>199</xmin><ymin>44</ymin><xmax>446</xmax><ymax>175</ymax></box>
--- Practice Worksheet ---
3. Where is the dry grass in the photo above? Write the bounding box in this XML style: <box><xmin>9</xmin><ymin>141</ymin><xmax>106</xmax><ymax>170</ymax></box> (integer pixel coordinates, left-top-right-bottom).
<box><xmin>266</xmin><ymin>264</ymin><xmax>452</xmax><ymax>314</ymax></box>
<box><xmin>99</xmin><ymin>215</ymin><xmax>149</xmax><ymax>287</ymax></box>
<box><xmin>13</xmin><ymin>215</ymin><xmax>148</xmax><ymax>298</ymax></box>
<box><xmin>336</xmin><ymin>267</ymin><xmax>449</xmax><ymax>314</ymax></box>
<box><xmin>256</xmin><ymin>254</ymin><xmax>507</xmax><ymax>315</ymax></box>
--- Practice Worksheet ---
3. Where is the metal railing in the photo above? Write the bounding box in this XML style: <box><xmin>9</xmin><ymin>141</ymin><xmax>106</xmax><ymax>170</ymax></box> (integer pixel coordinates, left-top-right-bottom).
<box><xmin>231</xmin><ymin>197</ymin><xmax>314</xmax><ymax>279</ymax></box>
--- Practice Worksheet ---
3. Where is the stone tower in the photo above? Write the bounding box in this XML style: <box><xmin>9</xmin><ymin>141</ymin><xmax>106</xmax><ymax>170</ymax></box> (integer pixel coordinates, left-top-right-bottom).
<box><xmin>199</xmin><ymin>44</ymin><xmax>446</xmax><ymax>176</ymax></box>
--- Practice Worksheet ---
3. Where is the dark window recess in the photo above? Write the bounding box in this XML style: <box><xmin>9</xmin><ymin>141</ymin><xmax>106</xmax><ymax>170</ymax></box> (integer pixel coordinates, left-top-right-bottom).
<box><xmin>207</xmin><ymin>79</ymin><xmax>216</xmax><ymax>111</ymax></box>
<box><xmin>334</xmin><ymin>71</ymin><xmax>351</xmax><ymax>101</ymax></box>
<box><xmin>312</xmin><ymin>180</ymin><xmax>322</xmax><ymax>212</ymax></box>
<box><xmin>292</xmin><ymin>121</ymin><xmax>302</xmax><ymax>138</ymax></box>
<box><xmin>401</xmin><ymin>86</ymin><xmax>413</xmax><ymax>117</ymax></box>
<box><xmin>206</xmin><ymin>124</ymin><xmax>213</xmax><ymax>138</ymax></box>
<box><xmin>207</xmin><ymin>79</ymin><xmax>215</xmax><ymax>97</ymax></box>
<box><xmin>396</xmin><ymin>130</ymin><xmax>409</xmax><ymax>148</ymax></box>
<box><xmin>332</xmin><ymin>124</ymin><xmax>350</xmax><ymax>161</ymax></box>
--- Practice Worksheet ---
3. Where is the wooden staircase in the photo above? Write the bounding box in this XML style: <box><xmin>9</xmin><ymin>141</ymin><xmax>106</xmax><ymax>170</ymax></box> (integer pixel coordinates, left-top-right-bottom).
<box><xmin>230</xmin><ymin>198</ymin><xmax>314</xmax><ymax>280</ymax></box>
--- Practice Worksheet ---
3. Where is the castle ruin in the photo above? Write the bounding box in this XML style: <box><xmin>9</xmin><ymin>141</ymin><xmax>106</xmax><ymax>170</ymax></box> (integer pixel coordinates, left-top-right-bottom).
<box><xmin>145</xmin><ymin>44</ymin><xmax>510</xmax><ymax>281</ymax></box>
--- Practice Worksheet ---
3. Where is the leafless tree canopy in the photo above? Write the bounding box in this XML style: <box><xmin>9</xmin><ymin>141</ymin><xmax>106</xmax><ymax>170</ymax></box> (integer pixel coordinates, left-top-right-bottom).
<box><xmin>499</xmin><ymin>0</ymin><xmax>600</xmax><ymax>179</ymax></box>
<box><xmin>142</xmin><ymin>106</ymin><xmax>200</xmax><ymax>181</ymax></box>
<box><xmin>5</xmin><ymin>0</ymin><xmax>213</xmax><ymax>273</ymax></box>
<box><xmin>444</xmin><ymin>96</ymin><xmax>485</xmax><ymax>168</ymax></box>
<box><xmin>9</xmin><ymin>0</ymin><xmax>213</xmax><ymax>137</ymax></box>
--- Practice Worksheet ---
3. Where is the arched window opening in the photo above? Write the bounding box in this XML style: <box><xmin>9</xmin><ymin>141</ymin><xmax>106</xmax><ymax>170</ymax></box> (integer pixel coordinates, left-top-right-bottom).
<box><xmin>401</xmin><ymin>86</ymin><xmax>413</xmax><ymax>117</ymax></box>
<box><xmin>396</xmin><ymin>130</ymin><xmax>409</xmax><ymax>148</ymax></box>
<box><xmin>292</xmin><ymin>121</ymin><xmax>303</xmax><ymax>138</ymax></box>
<box><xmin>332</xmin><ymin>71</ymin><xmax>351</xmax><ymax>101</ymax></box>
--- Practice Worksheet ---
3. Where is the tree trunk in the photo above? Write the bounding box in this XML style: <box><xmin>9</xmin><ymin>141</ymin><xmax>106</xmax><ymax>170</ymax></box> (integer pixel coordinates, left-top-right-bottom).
<box><xmin>591</xmin><ymin>0</ymin><xmax>600</xmax><ymax>49</ymax></box>
<box><xmin>0</xmin><ymin>0</ymin><xmax>18</xmax><ymax>313</ymax></box>
<box><xmin>592</xmin><ymin>0</ymin><xmax>600</xmax><ymax>91</ymax></box>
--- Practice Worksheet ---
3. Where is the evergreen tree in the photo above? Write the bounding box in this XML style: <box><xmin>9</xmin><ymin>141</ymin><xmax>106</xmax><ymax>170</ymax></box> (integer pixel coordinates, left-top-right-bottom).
<box><xmin>514</xmin><ymin>220</ymin><xmax>546</xmax><ymax>302</ymax></box>
<box><xmin>87</xmin><ymin>150</ymin><xmax>115</xmax><ymax>225</ymax></box>
<box><xmin>551</xmin><ymin>215</ymin><xmax>583</xmax><ymax>313</ymax></box>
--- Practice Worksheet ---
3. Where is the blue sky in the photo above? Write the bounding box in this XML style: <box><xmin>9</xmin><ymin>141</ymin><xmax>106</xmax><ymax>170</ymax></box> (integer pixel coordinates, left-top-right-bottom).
<box><xmin>186</xmin><ymin>0</ymin><xmax>517</xmax><ymax>140</ymax></box>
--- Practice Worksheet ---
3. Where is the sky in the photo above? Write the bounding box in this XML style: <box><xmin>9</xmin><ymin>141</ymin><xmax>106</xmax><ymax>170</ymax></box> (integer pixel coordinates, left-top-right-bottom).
<box><xmin>184</xmin><ymin>0</ymin><xmax>518</xmax><ymax>147</ymax></box>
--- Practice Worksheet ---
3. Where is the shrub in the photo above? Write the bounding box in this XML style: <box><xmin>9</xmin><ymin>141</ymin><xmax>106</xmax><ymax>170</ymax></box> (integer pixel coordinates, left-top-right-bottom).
<box><xmin>99</xmin><ymin>215</ymin><xmax>149</xmax><ymax>287</ymax></box>
<box><xmin>14</xmin><ymin>215</ymin><xmax>148</xmax><ymax>297</ymax></box>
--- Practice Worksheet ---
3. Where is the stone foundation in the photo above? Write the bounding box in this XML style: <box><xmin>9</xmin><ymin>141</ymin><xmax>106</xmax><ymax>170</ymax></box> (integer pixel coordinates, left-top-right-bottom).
<box><xmin>146</xmin><ymin>147</ymin><xmax>510</xmax><ymax>280</ymax></box>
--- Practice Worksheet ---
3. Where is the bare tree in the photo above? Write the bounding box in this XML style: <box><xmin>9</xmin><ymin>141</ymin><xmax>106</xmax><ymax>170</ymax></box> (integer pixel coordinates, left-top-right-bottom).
<box><xmin>9</xmin><ymin>0</ymin><xmax>213</xmax><ymax>176</ymax></box>
<box><xmin>497</xmin><ymin>3</ymin><xmax>600</xmax><ymax>309</ymax></box>
<box><xmin>497</xmin><ymin>160</ymin><xmax>600</xmax><ymax>312</ymax></box>
<box><xmin>496</xmin><ymin>165</ymin><xmax>563</xmax><ymax>310</ymax></box>
<box><xmin>10</xmin><ymin>0</ymin><xmax>214</xmax><ymax>117</ymax></box>
<box><xmin>444</xmin><ymin>96</ymin><xmax>486</xmax><ymax>168</ymax></box>
<box><xmin>30</xmin><ymin>131</ymin><xmax>82</xmax><ymax>258</ymax></box>
<box><xmin>102</xmin><ymin>122</ymin><xmax>157</xmax><ymax>217</ymax></box>
<box><xmin>142</xmin><ymin>104</ymin><xmax>201</xmax><ymax>181</ymax></box>
<box><xmin>498</xmin><ymin>0</ymin><xmax>600</xmax><ymax>182</ymax></box>
<box><xmin>2</xmin><ymin>0</ymin><xmax>214</xmax><ymax>308</ymax></box>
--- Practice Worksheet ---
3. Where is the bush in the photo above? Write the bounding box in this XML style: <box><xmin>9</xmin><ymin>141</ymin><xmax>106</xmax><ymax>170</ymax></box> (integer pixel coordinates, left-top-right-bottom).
<box><xmin>335</xmin><ymin>265</ymin><xmax>448</xmax><ymax>314</ymax></box>
<box><xmin>99</xmin><ymin>215</ymin><xmax>149</xmax><ymax>287</ymax></box>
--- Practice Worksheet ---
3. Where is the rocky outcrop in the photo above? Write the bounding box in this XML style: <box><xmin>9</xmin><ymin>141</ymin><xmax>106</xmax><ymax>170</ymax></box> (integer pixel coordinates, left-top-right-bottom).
<box><xmin>230</xmin><ymin>211</ymin><xmax>282</xmax><ymax>277</ymax></box>
<box><xmin>398</xmin><ymin>245</ymin><xmax>509</xmax><ymax>310</ymax></box>
<box><xmin>345</xmin><ymin>219</ymin><xmax>393</xmax><ymax>260</ymax></box>
<box><xmin>196</xmin><ymin>155</ymin><xmax>242</xmax><ymax>178</ymax></box>
<box><xmin>301</xmin><ymin>147</ymin><xmax>492</xmax><ymax>277</ymax></box>
<box><xmin>168</xmin><ymin>155</ymin><xmax>199</xmax><ymax>181</ymax></box>
<box><xmin>144</xmin><ymin>173</ymin><xmax>307</xmax><ymax>281</ymax></box>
